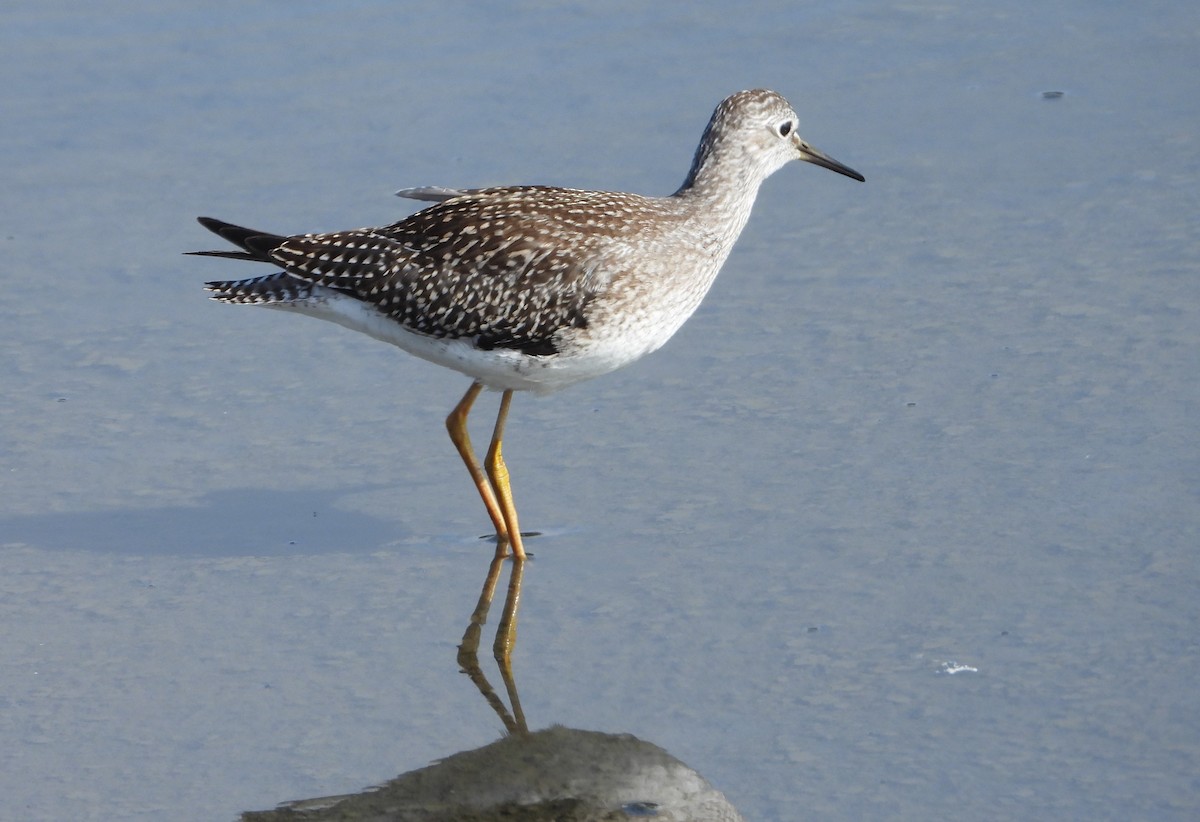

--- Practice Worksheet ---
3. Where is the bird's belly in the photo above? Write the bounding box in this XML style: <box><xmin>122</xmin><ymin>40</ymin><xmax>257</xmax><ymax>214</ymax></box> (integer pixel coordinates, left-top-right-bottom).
<box><xmin>264</xmin><ymin>286</ymin><xmax>693</xmax><ymax>395</ymax></box>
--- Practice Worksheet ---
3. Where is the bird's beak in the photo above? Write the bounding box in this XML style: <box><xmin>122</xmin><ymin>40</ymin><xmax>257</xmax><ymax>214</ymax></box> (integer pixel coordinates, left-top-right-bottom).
<box><xmin>795</xmin><ymin>137</ymin><xmax>865</xmax><ymax>182</ymax></box>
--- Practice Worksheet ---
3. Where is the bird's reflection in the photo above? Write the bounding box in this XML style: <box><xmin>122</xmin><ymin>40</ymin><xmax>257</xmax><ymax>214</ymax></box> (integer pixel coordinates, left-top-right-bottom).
<box><xmin>457</xmin><ymin>549</ymin><xmax>528</xmax><ymax>734</ymax></box>
<box><xmin>241</xmin><ymin>555</ymin><xmax>745</xmax><ymax>821</ymax></box>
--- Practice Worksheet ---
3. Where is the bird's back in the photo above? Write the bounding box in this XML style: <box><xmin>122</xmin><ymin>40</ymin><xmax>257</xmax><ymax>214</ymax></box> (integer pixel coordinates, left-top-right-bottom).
<box><xmin>205</xmin><ymin>184</ymin><xmax>721</xmax><ymax>364</ymax></box>
<box><xmin>197</xmin><ymin>89</ymin><xmax>863</xmax><ymax>392</ymax></box>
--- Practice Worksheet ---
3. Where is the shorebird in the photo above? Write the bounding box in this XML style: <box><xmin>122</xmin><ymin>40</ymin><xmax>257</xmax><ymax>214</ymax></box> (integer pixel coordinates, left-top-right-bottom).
<box><xmin>192</xmin><ymin>89</ymin><xmax>863</xmax><ymax>560</ymax></box>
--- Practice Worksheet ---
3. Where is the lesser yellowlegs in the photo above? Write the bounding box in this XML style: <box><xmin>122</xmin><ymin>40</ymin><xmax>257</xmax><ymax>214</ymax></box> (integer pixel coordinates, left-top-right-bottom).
<box><xmin>192</xmin><ymin>89</ymin><xmax>863</xmax><ymax>559</ymax></box>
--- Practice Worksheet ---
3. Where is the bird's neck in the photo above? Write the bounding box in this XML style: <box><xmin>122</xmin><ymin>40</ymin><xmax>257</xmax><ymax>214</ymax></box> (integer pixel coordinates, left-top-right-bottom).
<box><xmin>672</xmin><ymin>150</ymin><xmax>763</xmax><ymax>249</ymax></box>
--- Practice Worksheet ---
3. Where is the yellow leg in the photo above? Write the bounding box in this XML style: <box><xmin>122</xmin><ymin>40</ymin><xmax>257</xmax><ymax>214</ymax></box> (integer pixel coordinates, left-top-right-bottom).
<box><xmin>449</xmin><ymin>385</ymin><xmax>528</xmax><ymax>733</ymax></box>
<box><xmin>485</xmin><ymin>390</ymin><xmax>526</xmax><ymax>560</ymax></box>
<box><xmin>446</xmin><ymin>381</ymin><xmax>511</xmax><ymax>556</ymax></box>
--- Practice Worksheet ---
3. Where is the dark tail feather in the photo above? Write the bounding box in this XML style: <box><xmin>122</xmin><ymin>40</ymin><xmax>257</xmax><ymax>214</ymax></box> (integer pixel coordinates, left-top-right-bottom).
<box><xmin>186</xmin><ymin>216</ymin><xmax>286</xmax><ymax>263</ymax></box>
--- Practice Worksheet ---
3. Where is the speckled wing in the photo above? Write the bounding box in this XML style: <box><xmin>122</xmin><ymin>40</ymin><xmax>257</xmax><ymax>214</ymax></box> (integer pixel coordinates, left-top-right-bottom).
<box><xmin>268</xmin><ymin>187</ymin><xmax>600</xmax><ymax>355</ymax></box>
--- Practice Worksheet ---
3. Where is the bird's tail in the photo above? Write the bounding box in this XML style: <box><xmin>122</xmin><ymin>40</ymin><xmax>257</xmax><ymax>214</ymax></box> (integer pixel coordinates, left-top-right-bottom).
<box><xmin>186</xmin><ymin>216</ymin><xmax>285</xmax><ymax>263</ymax></box>
<box><xmin>203</xmin><ymin>271</ymin><xmax>314</xmax><ymax>305</ymax></box>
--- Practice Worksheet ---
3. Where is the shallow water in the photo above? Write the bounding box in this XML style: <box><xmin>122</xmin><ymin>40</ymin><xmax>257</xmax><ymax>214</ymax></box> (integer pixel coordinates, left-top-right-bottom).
<box><xmin>2</xmin><ymin>2</ymin><xmax>1198</xmax><ymax>820</ymax></box>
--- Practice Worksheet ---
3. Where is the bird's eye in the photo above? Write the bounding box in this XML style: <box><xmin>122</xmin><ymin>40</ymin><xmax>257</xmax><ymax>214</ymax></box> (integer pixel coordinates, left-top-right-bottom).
<box><xmin>778</xmin><ymin>121</ymin><xmax>794</xmax><ymax>137</ymax></box>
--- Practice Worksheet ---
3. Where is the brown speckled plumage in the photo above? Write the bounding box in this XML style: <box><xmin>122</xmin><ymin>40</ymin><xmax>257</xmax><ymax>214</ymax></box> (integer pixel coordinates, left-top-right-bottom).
<box><xmin>196</xmin><ymin>89</ymin><xmax>862</xmax><ymax>388</ymax></box>
<box><xmin>191</xmin><ymin>90</ymin><xmax>863</xmax><ymax>561</ymax></box>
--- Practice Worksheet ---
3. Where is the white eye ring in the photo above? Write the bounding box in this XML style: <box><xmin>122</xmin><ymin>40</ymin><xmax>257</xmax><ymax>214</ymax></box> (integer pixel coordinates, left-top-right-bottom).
<box><xmin>777</xmin><ymin>120</ymin><xmax>795</xmax><ymax>138</ymax></box>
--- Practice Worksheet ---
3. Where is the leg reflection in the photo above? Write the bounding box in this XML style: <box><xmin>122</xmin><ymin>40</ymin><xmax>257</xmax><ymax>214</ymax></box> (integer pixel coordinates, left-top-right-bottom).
<box><xmin>457</xmin><ymin>551</ymin><xmax>528</xmax><ymax>735</ymax></box>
